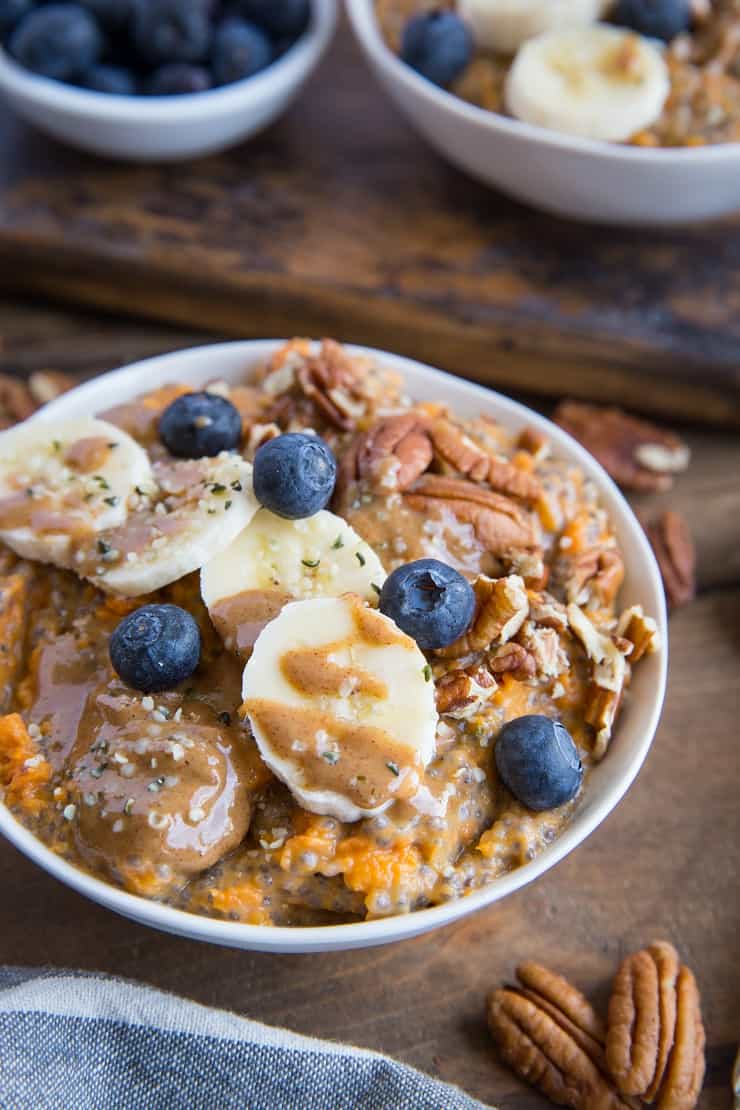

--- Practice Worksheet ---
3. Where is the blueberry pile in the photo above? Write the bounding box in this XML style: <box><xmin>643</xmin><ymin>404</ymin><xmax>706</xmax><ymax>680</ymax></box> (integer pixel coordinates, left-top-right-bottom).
<box><xmin>1</xmin><ymin>0</ymin><xmax>311</xmax><ymax>96</ymax></box>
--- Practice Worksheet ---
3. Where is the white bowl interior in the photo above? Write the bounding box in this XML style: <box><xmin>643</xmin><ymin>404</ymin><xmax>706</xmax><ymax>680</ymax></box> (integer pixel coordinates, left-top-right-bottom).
<box><xmin>0</xmin><ymin>341</ymin><xmax>667</xmax><ymax>951</ymax></box>
<box><xmin>346</xmin><ymin>0</ymin><xmax>740</xmax><ymax>224</ymax></box>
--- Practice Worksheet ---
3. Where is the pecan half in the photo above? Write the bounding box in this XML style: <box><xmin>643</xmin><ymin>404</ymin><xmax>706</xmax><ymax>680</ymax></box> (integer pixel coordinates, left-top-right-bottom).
<box><xmin>658</xmin><ymin>966</ymin><xmax>705</xmax><ymax>1110</ymax></box>
<box><xmin>516</xmin><ymin>961</ymin><xmax>606</xmax><ymax>1071</ymax></box>
<box><xmin>645</xmin><ymin>511</ymin><xmax>696</xmax><ymax>610</ymax></box>
<box><xmin>0</xmin><ymin>374</ymin><xmax>36</xmax><ymax>429</ymax></box>
<box><xmin>487</xmin><ymin>988</ymin><xmax>631</xmax><ymax>1109</ymax></box>
<box><xmin>488</xmin><ymin>641</ymin><xmax>537</xmax><ymax>681</ymax></box>
<box><xmin>607</xmin><ymin>948</ymin><xmax>662</xmax><ymax>1097</ymax></box>
<box><xmin>436</xmin><ymin>574</ymin><xmax>529</xmax><ymax>660</ymax></box>
<box><xmin>554</xmin><ymin>402</ymin><xmax>690</xmax><ymax>493</ymax></box>
<box><xmin>606</xmin><ymin>942</ymin><xmax>704</xmax><ymax>1110</ymax></box>
<box><xmin>644</xmin><ymin>942</ymin><xmax>680</xmax><ymax>1103</ymax></box>
<box><xmin>336</xmin><ymin>412</ymin><xmax>433</xmax><ymax>503</ymax></box>
<box><xmin>426</xmin><ymin>416</ymin><xmax>542</xmax><ymax>503</ymax></box>
<box><xmin>435</xmin><ymin>662</ymin><xmax>497</xmax><ymax>718</ymax></box>
<box><xmin>405</xmin><ymin>474</ymin><xmax>539</xmax><ymax>558</ymax></box>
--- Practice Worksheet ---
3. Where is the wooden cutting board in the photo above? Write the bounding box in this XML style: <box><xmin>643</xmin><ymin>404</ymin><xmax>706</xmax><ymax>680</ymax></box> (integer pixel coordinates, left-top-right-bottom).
<box><xmin>1</xmin><ymin>19</ymin><xmax>739</xmax><ymax>426</ymax></box>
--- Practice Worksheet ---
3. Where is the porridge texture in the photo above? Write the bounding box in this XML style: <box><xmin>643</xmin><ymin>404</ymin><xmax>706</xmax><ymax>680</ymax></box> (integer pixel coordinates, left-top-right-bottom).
<box><xmin>0</xmin><ymin>340</ymin><xmax>658</xmax><ymax>926</ymax></box>
<box><xmin>377</xmin><ymin>0</ymin><xmax>740</xmax><ymax>145</ymax></box>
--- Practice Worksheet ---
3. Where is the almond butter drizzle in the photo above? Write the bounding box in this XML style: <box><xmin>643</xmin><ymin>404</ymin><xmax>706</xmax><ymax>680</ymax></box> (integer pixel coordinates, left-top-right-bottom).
<box><xmin>280</xmin><ymin>646</ymin><xmax>388</xmax><ymax>699</ymax></box>
<box><xmin>243</xmin><ymin>698</ymin><xmax>418</xmax><ymax>809</ymax></box>
<box><xmin>210</xmin><ymin>589</ymin><xmax>292</xmax><ymax>655</ymax></box>
<box><xmin>63</xmin><ymin>437</ymin><xmax>113</xmax><ymax>473</ymax></box>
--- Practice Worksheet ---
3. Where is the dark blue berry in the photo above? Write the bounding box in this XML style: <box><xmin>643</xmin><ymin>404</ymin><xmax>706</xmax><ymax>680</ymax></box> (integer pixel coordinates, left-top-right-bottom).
<box><xmin>378</xmin><ymin>558</ymin><xmax>475</xmax><ymax>650</ymax></box>
<box><xmin>132</xmin><ymin>0</ymin><xmax>211</xmax><ymax>65</ymax></box>
<box><xmin>147</xmin><ymin>62</ymin><xmax>211</xmax><ymax>94</ymax></box>
<box><xmin>82</xmin><ymin>63</ymin><xmax>137</xmax><ymax>94</ymax></box>
<box><xmin>253</xmin><ymin>433</ymin><xmax>337</xmax><ymax>519</ymax></box>
<box><xmin>401</xmin><ymin>11</ymin><xmax>473</xmax><ymax>88</ymax></box>
<box><xmin>612</xmin><ymin>0</ymin><xmax>691</xmax><ymax>41</ymax></box>
<box><xmin>159</xmin><ymin>392</ymin><xmax>241</xmax><ymax>456</ymax></box>
<box><xmin>9</xmin><ymin>4</ymin><xmax>103</xmax><ymax>82</ymax></box>
<box><xmin>0</xmin><ymin>0</ymin><xmax>33</xmax><ymax>41</ymax></box>
<box><xmin>109</xmin><ymin>604</ymin><xmax>201</xmax><ymax>693</ymax></box>
<box><xmin>78</xmin><ymin>0</ymin><xmax>133</xmax><ymax>29</ymax></box>
<box><xmin>495</xmin><ymin>715</ymin><xmax>583</xmax><ymax>812</ymax></box>
<box><xmin>211</xmin><ymin>17</ymin><xmax>272</xmax><ymax>85</ymax></box>
<box><xmin>231</xmin><ymin>0</ymin><xmax>310</xmax><ymax>39</ymax></box>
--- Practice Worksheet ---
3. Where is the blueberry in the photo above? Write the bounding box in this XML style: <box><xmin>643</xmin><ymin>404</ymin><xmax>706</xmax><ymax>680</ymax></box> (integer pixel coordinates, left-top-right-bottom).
<box><xmin>132</xmin><ymin>0</ymin><xmax>211</xmax><ymax>65</ymax></box>
<box><xmin>211</xmin><ymin>17</ymin><xmax>272</xmax><ymax>85</ymax></box>
<box><xmin>612</xmin><ymin>0</ymin><xmax>690</xmax><ymax>41</ymax></box>
<box><xmin>378</xmin><ymin>558</ymin><xmax>475</xmax><ymax>650</ymax></box>
<box><xmin>231</xmin><ymin>0</ymin><xmax>310</xmax><ymax>39</ymax></box>
<box><xmin>78</xmin><ymin>0</ymin><xmax>132</xmax><ymax>29</ymax></box>
<box><xmin>159</xmin><ymin>392</ymin><xmax>241</xmax><ymax>456</ymax></box>
<box><xmin>82</xmin><ymin>63</ymin><xmax>137</xmax><ymax>94</ymax></box>
<box><xmin>495</xmin><ymin>715</ymin><xmax>583</xmax><ymax>812</ymax></box>
<box><xmin>147</xmin><ymin>62</ymin><xmax>212</xmax><ymax>94</ymax></box>
<box><xmin>0</xmin><ymin>0</ymin><xmax>33</xmax><ymax>41</ymax></box>
<box><xmin>9</xmin><ymin>4</ymin><xmax>103</xmax><ymax>82</ymax></box>
<box><xmin>109</xmin><ymin>604</ymin><xmax>201</xmax><ymax>693</ymax></box>
<box><xmin>401</xmin><ymin>11</ymin><xmax>473</xmax><ymax>88</ymax></box>
<box><xmin>253</xmin><ymin>433</ymin><xmax>336</xmax><ymax>519</ymax></box>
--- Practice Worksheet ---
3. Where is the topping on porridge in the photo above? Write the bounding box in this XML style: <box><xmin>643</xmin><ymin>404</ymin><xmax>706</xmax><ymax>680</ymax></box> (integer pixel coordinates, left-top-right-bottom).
<box><xmin>0</xmin><ymin>339</ymin><xmax>660</xmax><ymax>925</ymax></box>
<box><xmin>241</xmin><ymin>595</ymin><xmax>438</xmax><ymax>822</ymax></box>
<box><xmin>200</xmin><ymin>508</ymin><xmax>386</xmax><ymax>655</ymax></box>
<box><xmin>379</xmin><ymin>0</ymin><xmax>740</xmax><ymax>146</ymax></box>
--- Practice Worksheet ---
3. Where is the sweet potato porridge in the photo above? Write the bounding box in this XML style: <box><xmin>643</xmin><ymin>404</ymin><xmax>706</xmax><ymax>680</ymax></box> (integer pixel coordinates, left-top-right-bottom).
<box><xmin>0</xmin><ymin>340</ymin><xmax>659</xmax><ymax>927</ymax></box>
<box><xmin>377</xmin><ymin>0</ymin><xmax>740</xmax><ymax>146</ymax></box>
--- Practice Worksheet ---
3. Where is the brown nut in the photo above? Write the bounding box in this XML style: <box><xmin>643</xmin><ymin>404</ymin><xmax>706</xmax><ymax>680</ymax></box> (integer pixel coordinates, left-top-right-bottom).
<box><xmin>554</xmin><ymin>402</ymin><xmax>689</xmax><ymax>493</ymax></box>
<box><xmin>488</xmin><ymin>988</ymin><xmax>631</xmax><ymax>1109</ymax></box>
<box><xmin>645</xmin><ymin>511</ymin><xmax>696</xmax><ymax>610</ymax></box>
<box><xmin>607</xmin><ymin>948</ymin><xmax>662</xmax><ymax>1096</ymax></box>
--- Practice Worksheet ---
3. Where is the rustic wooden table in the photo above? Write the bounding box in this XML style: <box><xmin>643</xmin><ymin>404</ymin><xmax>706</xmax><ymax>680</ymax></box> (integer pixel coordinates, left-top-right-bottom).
<box><xmin>0</xmin><ymin>297</ymin><xmax>737</xmax><ymax>1108</ymax></box>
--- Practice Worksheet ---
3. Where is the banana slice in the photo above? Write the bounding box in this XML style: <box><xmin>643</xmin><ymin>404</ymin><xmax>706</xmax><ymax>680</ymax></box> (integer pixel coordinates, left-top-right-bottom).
<box><xmin>88</xmin><ymin>453</ymin><xmax>259</xmax><ymax>597</ymax></box>
<box><xmin>242</xmin><ymin>596</ymin><xmax>438</xmax><ymax>823</ymax></box>
<box><xmin>0</xmin><ymin>418</ymin><xmax>154</xmax><ymax>568</ymax></box>
<box><xmin>458</xmin><ymin>0</ymin><xmax>605</xmax><ymax>55</ymax></box>
<box><xmin>201</xmin><ymin>508</ymin><xmax>387</xmax><ymax>656</ymax></box>
<box><xmin>505</xmin><ymin>26</ymin><xmax>669</xmax><ymax>142</ymax></box>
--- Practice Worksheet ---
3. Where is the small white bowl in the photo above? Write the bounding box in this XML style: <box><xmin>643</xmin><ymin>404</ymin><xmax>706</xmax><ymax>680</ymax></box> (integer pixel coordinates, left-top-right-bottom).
<box><xmin>0</xmin><ymin>340</ymin><xmax>667</xmax><ymax>952</ymax></box>
<box><xmin>346</xmin><ymin>0</ymin><xmax>740</xmax><ymax>224</ymax></box>
<box><xmin>0</xmin><ymin>1</ymin><xmax>337</xmax><ymax>161</ymax></box>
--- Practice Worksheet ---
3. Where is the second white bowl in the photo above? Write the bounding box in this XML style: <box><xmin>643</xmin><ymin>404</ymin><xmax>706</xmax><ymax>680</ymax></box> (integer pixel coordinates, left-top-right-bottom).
<box><xmin>346</xmin><ymin>0</ymin><xmax>740</xmax><ymax>225</ymax></box>
<box><xmin>0</xmin><ymin>0</ymin><xmax>337</xmax><ymax>162</ymax></box>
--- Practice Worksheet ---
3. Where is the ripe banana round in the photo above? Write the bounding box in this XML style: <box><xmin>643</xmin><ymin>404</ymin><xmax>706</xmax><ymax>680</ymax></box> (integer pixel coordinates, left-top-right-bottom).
<box><xmin>90</xmin><ymin>454</ymin><xmax>259</xmax><ymax>597</ymax></box>
<box><xmin>242</xmin><ymin>596</ymin><xmax>438</xmax><ymax>823</ymax></box>
<box><xmin>505</xmin><ymin>26</ymin><xmax>669</xmax><ymax>141</ymax></box>
<box><xmin>458</xmin><ymin>0</ymin><xmax>606</xmax><ymax>55</ymax></box>
<box><xmin>201</xmin><ymin>508</ymin><xmax>387</xmax><ymax>656</ymax></box>
<box><xmin>0</xmin><ymin>418</ymin><xmax>154</xmax><ymax>568</ymax></box>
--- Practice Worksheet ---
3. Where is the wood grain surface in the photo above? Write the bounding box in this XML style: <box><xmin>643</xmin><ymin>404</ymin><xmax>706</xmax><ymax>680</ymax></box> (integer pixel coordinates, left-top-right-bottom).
<box><xmin>0</xmin><ymin>21</ymin><xmax>740</xmax><ymax>427</ymax></box>
<box><xmin>0</xmin><ymin>299</ymin><xmax>738</xmax><ymax>1109</ymax></box>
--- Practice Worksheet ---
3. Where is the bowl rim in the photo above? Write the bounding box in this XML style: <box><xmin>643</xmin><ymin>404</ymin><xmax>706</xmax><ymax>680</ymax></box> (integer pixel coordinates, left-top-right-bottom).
<box><xmin>345</xmin><ymin>0</ymin><xmax>740</xmax><ymax>164</ymax></box>
<box><xmin>0</xmin><ymin>339</ymin><xmax>668</xmax><ymax>952</ymax></box>
<box><xmin>0</xmin><ymin>0</ymin><xmax>337</xmax><ymax>122</ymax></box>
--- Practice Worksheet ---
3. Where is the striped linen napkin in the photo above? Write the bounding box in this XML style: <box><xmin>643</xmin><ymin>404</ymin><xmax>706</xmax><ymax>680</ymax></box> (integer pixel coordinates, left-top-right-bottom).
<box><xmin>0</xmin><ymin>968</ymin><xmax>492</xmax><ymax>1110</ymax></box>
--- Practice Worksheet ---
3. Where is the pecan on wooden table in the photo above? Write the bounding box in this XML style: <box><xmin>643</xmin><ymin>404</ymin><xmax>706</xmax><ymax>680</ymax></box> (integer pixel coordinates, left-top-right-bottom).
<box><xmin>645</xmin><ymin>510</ymin><xmax>697</xmax><ymax>609</ymax></box>
<box><xmin>554</xmin><ymin>402</ymin><xmax>690</xmax><ymax>493</ymax></box>
<box><xmin>487</xmin><ymin>962</ymin><xmax>630</xmax><ymax>1109</ymax></box>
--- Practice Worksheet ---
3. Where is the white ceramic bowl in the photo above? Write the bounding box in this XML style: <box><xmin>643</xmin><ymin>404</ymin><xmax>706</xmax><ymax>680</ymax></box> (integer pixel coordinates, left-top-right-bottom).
<box><xmin>0</xmin><ymin>340</ymin><xmax>667</xmax><ymax>952</ymax></box>
<box><xmin>346</xmin><ymin>0</ymin><xmax>740</xmax><ymax>225</ymax></box>
<box><xmin>0</xmin><ymin>1</ymin><xmax>337</xmax><ymax>161</ymax></box>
